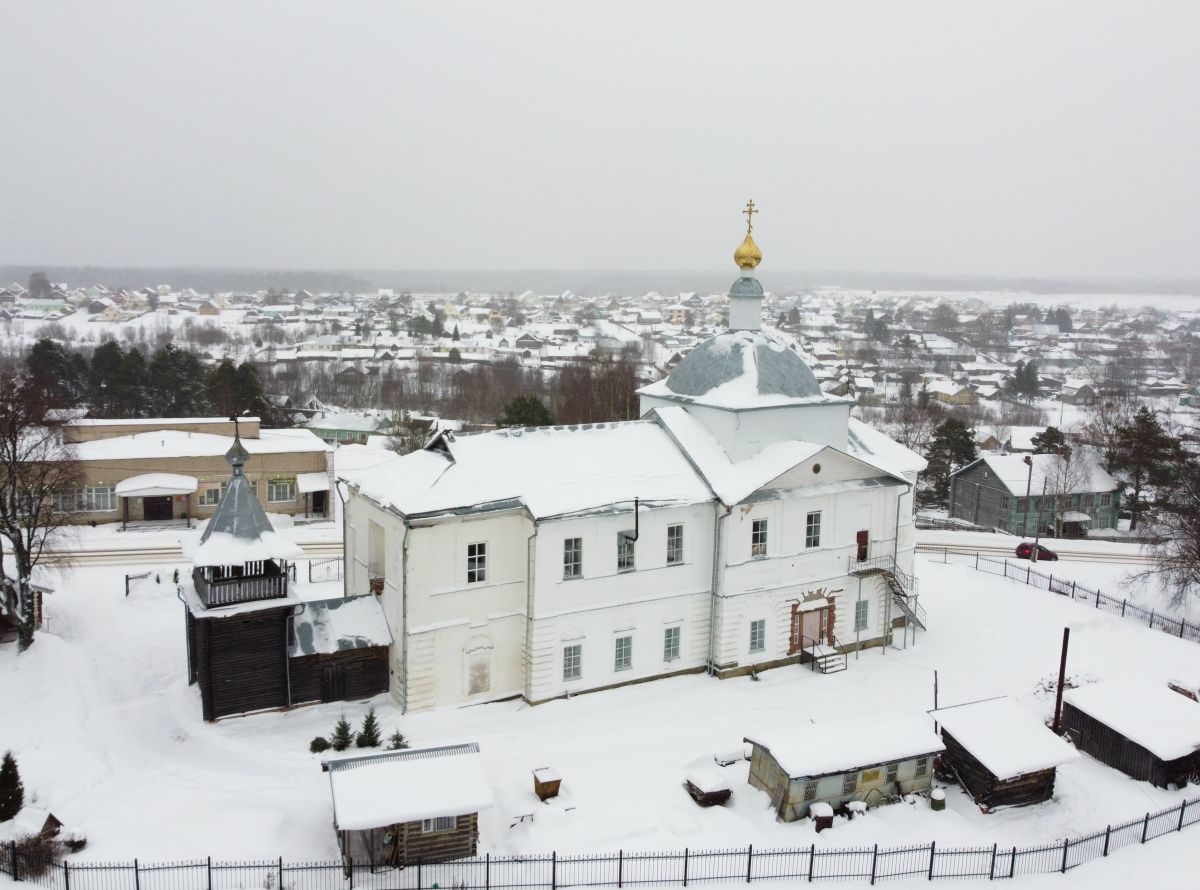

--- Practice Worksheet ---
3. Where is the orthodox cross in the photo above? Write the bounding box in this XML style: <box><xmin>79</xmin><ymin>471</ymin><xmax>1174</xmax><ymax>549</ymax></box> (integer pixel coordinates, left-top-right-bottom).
<box><xmin>743</xmin><ymin>199</ymin><xmax>758</xmax><ymax>232</ymax></box>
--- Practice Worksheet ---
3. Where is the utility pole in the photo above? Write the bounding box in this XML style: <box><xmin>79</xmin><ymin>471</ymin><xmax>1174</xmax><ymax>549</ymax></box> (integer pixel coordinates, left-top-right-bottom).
<box><xmin>1051</xmin><ymin>628</ymin><xmax>1070</xmax><ymax>736</ymax></box>
<box><xmin>1023</xmin><ymin>455</ymin><xmax>1034</xmax><ymax>538</ymax></box>
<box><xmin>1032</xmin><ymin>478</ymin><xmax>1048</xmax><ymax>563</ymax></box>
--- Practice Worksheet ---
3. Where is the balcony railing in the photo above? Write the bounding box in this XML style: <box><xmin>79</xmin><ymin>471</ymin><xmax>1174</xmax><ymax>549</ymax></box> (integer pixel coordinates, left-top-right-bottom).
<box><xmin>193</xmin><ymin>564</ymin><xmax>288</xmax><ymax>608</ymax></box>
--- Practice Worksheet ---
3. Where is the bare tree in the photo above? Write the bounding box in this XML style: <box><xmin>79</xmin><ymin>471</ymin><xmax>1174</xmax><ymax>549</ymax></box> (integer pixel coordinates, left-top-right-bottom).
<box><xmin>0</xmin><ymin>371</ymin><xmax>82</xmax><ymax>650</ymax></box>
<box><xmin>1130</xmin><ymin>459</ymin><xmax>1200</xmax><ymax>608</ymax></box>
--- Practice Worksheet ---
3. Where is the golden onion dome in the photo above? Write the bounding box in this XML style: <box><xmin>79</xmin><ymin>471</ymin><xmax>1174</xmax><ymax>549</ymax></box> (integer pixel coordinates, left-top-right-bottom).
<box><xmin>735</xmin><ymin>231</ymin><xmax>762</xmax><ymax>271</ymax></box>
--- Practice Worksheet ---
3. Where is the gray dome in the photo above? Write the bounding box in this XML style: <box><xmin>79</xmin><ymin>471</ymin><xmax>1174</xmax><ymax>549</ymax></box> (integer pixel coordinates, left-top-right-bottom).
<box><xmin>665</xmin><ymin>331</ymin><xmax>823</xmax><ymax>400</ymax></box>
<box><xmin>729</xmin><ymin>276</ymin><xmax>764</xmax><ymax>298</ymax></box>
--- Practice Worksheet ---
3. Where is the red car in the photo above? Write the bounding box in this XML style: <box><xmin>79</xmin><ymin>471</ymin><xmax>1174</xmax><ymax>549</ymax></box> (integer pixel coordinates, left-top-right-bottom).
<box><xmin>1015</xmin><ymin>542</ymin><xmax>1058</xmax><ymax>561</ymax></box>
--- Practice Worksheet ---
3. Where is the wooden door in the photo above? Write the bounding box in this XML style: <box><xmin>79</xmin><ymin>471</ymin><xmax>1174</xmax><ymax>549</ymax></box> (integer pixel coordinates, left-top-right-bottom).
<box><xmin>321</xmin><ymin>662</ymin><xmax>347</xmax><ymax>702</ymax></box>
<box><xmin>800</xmin><ymin>609</ymin><xmax>822</xmax><ymax>645</ymax></box>
<box><xmin>312</xmin><ymin>490</ymin><xmax>328</xmax><ymax>517</ymax></box>
<box><xmin>856</xmin><ymin>530</ymin><xmax>869</xmax><ymax>562</ymax></box>
<box><xmin>143</xmin><ymin>496</ymin><xmax>173</xmax><ymax>521</ymax></box>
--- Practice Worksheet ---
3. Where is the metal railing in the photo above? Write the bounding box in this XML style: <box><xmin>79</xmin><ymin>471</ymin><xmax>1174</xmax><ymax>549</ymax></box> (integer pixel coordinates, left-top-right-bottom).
<box><xmin>847</xmin><ymin>555</ymin><xmax>919</xmax><ymax>599</ymax></box>
<box><xmin>926</xmin><ymin>547</ymin><xmax>1200</xmax><ymax>646</ymax></box>
<box><xmin>4</xmin><ymin>798</ymin><xmax>1197</xmax><ymax>888</ymax></box>
<box><xmin>191</xmin><ymin>567</ymin><xmax>287</xmax><ymax>608</ymax></box>
<box><xmin>309</xmin><ymin>557</ymin><xmax>345</xmax><ymax>584</ymax></box>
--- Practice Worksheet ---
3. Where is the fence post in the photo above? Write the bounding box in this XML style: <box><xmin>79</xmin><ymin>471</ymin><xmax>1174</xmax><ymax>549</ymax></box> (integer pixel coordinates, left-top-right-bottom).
<box><xmin>1026</xmin><ymin>564</ymin><xmax>1031</xmax><ymax>584</ymax></box>
<box><xmin>417</xmin><ymin>857</ymin><xmax>421</xmax><ymax>889</ymax></box>
<box><xmin>278</xmin><ymin>857</ymin><xmax>283</xmax><ymax>890</ymax></box>
<box><xmin>989</xmin><ymin>843</ymin><xmax>997</xmax><ymax>880</ymax></box>
<box><xmin>1009</xmin><ymin>847</ymin><xmax>1016</xmax><ymax>879</ymax></box>
<box><xmin>1178</xmin><ymin>801</ymin><xmax>1187</xmax><ymax>831</ymax></box>
<box><xmin>746</xmin><ymin>845</ymin><xmax>753</xmax><ymax>883</ymax></box>
<box><xmin>63</xmin><ymin>861</ymin><xmax>69</xmax><ymax>890</ymax></box>
<box><xmin>1180</xmin><ymin>620</ymin><xmax>1186</xmax><ymax>639</ymax></box>
<box><xmin>1141</xmin><ymin>812</ymin><xmax>1150</xmax><ymax>843</ymax></box>
<box><xmin>870</xmin><ymin>845</ymin><xmax>878</xmax><ymax>885</ymax></box>
<box><xmin>1149</xmin><ymin>610</ymin><xmax>1155</xmax><ymax>629</ymax></box>
<box><xmin>1103</xmin><ymin>825</ymin><xmax>1111</xmax><ymax>856</ymax></box>
<box><xmin>682</xmin><ymin>848</ymin><xmax>688</xmax><ymax>887</ymax></box>
<box><xmin>618</xmin><ymin>850</ymin><xmax>622</xmax><ymax>889</ymax></box>
<box><xmin>1060</xmin><ymin>839</ymin><xmax>1068</xmax><ymax>873</ymax></box>
<box><xmin>9</xmin><ymin>840</ymin><xmax>17</xmax><ymax>882</ymax></box>
<box><xmin>134</xmin><ymin>859</ymin><xmax>140</xmax><ymax>890</ymax></box>
<box><xmin>927</xmin><ymin>841</ymin><xmax>935</xmax><ymax>880</ymax></box>
<box><xmin>808</xmin><ymin>843</ymin><xmax>815</xmax><ymax>882</ymax></box>
<box><xmin>1121</xmin><ymin>599</ymin><xmax>1127</xmax><ymax>617</ymax></box>
<box><xmin>552</xmin><ymin>850</ymin><xmax>557</xmax><ymax>890</ymax></box>
<box><xmin>207</xmin><ymin>856</ymin><xmax>212</xmax><ymax>890</ymax></box>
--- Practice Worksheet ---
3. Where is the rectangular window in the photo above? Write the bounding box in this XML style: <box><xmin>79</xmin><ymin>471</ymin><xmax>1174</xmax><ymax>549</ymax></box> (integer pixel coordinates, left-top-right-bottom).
<box><xmin>563</xmin><ymin>537</ymin><xmax>582</xmax><ymax>579</ymax></box>
<box><xmin>803</xmin><ymin>779</ymin><xmax>819</xmax><ymax>801</ymax></box>
<box><xmin>886</xmin><ymin>762</ymin><xmax>899</xmax><ymax>782</ymax></box>
<box><xmin>861</xmin><ymin>768</ymin><xmax>881</xmax><ymax>783</ymax></box>
<box><xmin>617</xmin><ymin>532</ymin><xmax>635</xmax><ymax>573</ymax></box>
<box><xmin>663</xmin><ymin>626</ymin><xmax>680</xmax><ymax>662</ymax></box>
<box><xmin>1100</xmin><ymin>493</ymin><xmax>1111</xmax><ymax>507</ymax></box>
<box><xmin>197</xmin><ymin>487</ymin><xmax>220</xmax><ymax>507</ymax></box>
<box><xmin>854</xmin><ymin>599</ymin><xmax>869</xmax><ymax>632</ymax></box>
<box><xmin>842</xmin><ymin>772</ymin><xmax>858</xmax><ymax>794</ymax></box>
<box><xmin>751</xmin><ymin>519</ymin><xmax>768</xmax><ymax>557</ymax></box>
<box><xmin>467</xmin><ymin>542</ymin><xmax>487</xmax><ymax>584</ymax></box>
<box><xmin>805</xmin><ymin>511</ymin><xmax>822</xmax><ymax>549</ymax></box>
<box><xmin>614</xmin><ymin>635</ymin><xmax>632</xmax><ymax>671</ymax></box>
<box><xmin>55</xmin><ymin>485</ymin><xmax>118</xmax><ymax>513</ymax></box>
<box><xmin>1000</xmin><ymin>496</ymin><xmax>1009</xmax><ymax>510</ymax></box>
<box><xmin>421</xmin><ymin>816</ymin><xmax>456</xmax><ymax>833</ymax></box>
<box><xmin>666</xmin><ymin>524</ymin><xmax>684</xmax><ymax>565</ymax></box>
<box><xmin>915</xmin><ymin>757</ymin><xmax>928</xmax><ymax>777</ymax></box>
<box><xmin>563</xmin><ymin>644</ymin><xmax>581</xmax><ymax>681</ymax></box>
<box><xmin>1085</xmin><ymin>494</ymin><xmax>1095</xmax><ymax>508</ymax></box>
<box><xmin>267</xmin><ymin>478</ymin><xmax>296</xmax><ymax>503</ymax></box>
<box><xmin>749</xmin><ymin>618</ymin><xmax>766</xmax><ymax>653</ymax></box>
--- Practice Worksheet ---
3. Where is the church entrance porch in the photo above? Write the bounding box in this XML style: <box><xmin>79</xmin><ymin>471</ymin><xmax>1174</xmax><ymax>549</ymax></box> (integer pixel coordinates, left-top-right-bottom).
<box><xmin>788</xmin><ymin>599</ymin><xmax>847</xmax><ymax>674</ymax></box>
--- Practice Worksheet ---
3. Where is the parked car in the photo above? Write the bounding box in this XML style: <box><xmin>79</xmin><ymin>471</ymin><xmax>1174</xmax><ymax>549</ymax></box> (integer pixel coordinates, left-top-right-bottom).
<box><xmin>1015</xmin><ymin>542</ymin><xmax>1058</xmax><ymax>561</ymax></box>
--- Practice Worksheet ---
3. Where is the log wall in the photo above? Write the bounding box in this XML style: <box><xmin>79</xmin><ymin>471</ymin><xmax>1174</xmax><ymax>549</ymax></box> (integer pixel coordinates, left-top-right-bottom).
<box><xmin>289</xmin><ymin>647</ymin><xmax>390</xmax><ymax>704</ymax></box>
<box><xmin>1063</xmin><ymin>702</ymin><xmax>1200</xmax><ymax>788</ymax></box>
<box><xmin>193</xmin><ymin>607</ymin><xmax>291</xmax><ymax>721</ymax></box>
<box><xmin>940</xmin><ymin>730</ymin><xmax>1056</xmax><ymax>808</ymax></box>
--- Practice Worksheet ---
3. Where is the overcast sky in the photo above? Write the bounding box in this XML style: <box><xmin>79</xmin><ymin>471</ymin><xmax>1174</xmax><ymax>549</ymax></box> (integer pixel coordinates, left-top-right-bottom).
<box><xmin>3</xmin><ymin>1</ymin><xmax>1199</xmax><ymax>278</ymax></box>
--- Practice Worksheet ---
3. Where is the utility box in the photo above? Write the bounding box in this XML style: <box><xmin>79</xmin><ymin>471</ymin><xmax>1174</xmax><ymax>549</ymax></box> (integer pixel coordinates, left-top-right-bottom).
<box><xmin>533</xmin><ymin>767</ymin><xmax>561</xmax><ymax>802</ymax></box>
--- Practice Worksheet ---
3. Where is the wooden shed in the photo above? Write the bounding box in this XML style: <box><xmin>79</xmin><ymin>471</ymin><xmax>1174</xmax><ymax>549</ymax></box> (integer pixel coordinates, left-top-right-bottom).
<box><xmin>324</xmin><ymin>743</ymin><xmax>493</xmax><ymax>868</ymax></box>
<box><xmin>931</xmin><ymin>697</ymin><xmax>1078</xmax><ymax>810</ymax></box>
<box><xmin>745</xmin><ymin>716</ymin><xmax>944</xmax><ymax>821</ymax></box>
<box><xmin>288</xmin><ymin>595</ymin><xmax>392</xmax><ymax>704</ymax></box>
<box><xmin>1062</xmin><ymin>683</ymin><xmax>1200</xmax><ymax>788</ymax></box>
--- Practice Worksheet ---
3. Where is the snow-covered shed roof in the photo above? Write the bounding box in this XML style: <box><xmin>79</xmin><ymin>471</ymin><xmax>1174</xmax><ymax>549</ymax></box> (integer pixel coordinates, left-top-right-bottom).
<box><xmin>289</xmin><ymin>595</ymin><xmax>392</xmax><ymax>657</ymax></box>
<box><xmin>324</xmin><ymin>743</ymin><xmax>493</xmax><ymax>831</ymax></box>
<box><xmin>639</xmin><ymin>329</ymin><xmax>849</xmax><ymax>410</ymax></box>
<box><xmin>745</xmin><ymin>716</ymin><xmax>944</xmax><ymax>778</ymax></box>
<box><xmin>931</xmin><ymin>697</ymin><xmax>1078</xmax><ymax>781</ymax></box>
<box><xmin>1065</xmin><ymin>683</ymin><xmax>1200</xmax><ymax>762</ymax></box>
<box><xmin>346</xmin><ymin>420</ymin><xmax>712</xmax><ymax>520</ymax></box>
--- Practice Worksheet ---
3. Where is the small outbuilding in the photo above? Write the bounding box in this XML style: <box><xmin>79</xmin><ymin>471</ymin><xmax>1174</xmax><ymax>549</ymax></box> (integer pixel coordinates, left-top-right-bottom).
<box><xmin>745</xmin><ymin>717</ymin><xmax>944</xmax><ymax>821</ymax></box>
<box><xmin>288</xmin><ymin>595</ymin><xmax>391</xmax><ymax>705</ymax></box>
<box><xmin>1062</xmin><ymin>683</ymin><xmax>1200</xmax><ymax>788</ymax></box>
<box><xmin>930</xmin><ymin>697</ymin><xmax>1078</xmax><ymax>810</ymax></box>
<box><xmin>324</xmin><ymin>743</ymin><xmax>493</xmax><ymax>868</ymax></box>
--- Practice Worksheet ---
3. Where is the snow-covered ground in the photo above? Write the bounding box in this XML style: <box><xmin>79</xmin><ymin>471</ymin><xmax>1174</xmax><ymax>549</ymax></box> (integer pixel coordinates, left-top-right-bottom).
<box><xmin>3</xmin><ymin>556</ymin><xmax>1200</xmax><ymax>864</ymax></box>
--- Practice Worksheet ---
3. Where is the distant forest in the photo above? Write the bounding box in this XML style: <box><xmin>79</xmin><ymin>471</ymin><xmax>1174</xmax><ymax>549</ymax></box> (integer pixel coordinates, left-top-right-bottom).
<box><xmin>4</xmin><ymin>266</ymin><xmax>1200</xmax><ymax>298</ymax></box>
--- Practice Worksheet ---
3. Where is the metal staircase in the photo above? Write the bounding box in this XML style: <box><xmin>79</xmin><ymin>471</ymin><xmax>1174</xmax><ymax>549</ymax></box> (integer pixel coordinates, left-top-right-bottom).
<box><xmin>801</xmin><ymin>633</ymin><xmax>848</xmax><ymax>674</ymax></box>
<box><xmin>849</xmin><ymin>555</ymin><xmax>927</xmax><ymax>632</ymax></box>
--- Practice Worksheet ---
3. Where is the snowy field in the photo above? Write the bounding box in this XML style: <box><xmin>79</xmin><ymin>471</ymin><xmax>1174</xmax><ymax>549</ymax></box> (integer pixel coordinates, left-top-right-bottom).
<box><xmin>3</xmin><ymin>555</ymin><xmax>1200</xmax><ymax>866</ymax></box>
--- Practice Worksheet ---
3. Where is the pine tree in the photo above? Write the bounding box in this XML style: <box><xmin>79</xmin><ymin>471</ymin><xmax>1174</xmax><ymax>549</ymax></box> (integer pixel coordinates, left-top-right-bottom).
<box><xmin>387</xmin><ymin>730</ymin><xmax>410</xmax><ymax>751</ymax></box>
<box><xmin>0</xmin><ymin>751</ymin><xmax>24</xmax><ymax>821</ymax></box>
<box><xmin>925</xmin><ymin>418</ymin><xmax>977</xmax><ymax>501</ymax></box>
<box><xmin>356</xmin><ymin>706</ymin><xmax>382</xmax><ymax>748</ymax></box>
<box><xmin>1108</xmin><ymin>406</ymin><xmax>1182</xmax><ymax>530</ymax></box>
<box><xmin>1031</xmin><ymin>426</ymin><xmax>1070</xmax><ymax>457</ymax></box>
<box><xmin>330</xmin><ymin>716</ymin><xmax>354</xmax><ymax>752</ymax></box>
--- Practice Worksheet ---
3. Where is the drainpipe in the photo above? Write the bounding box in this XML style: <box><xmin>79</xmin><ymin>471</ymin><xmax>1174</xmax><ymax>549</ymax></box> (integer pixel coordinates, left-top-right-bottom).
<box><xmin>334</xmin><ymin>479</ymin><xmax>350</xmax><ymax>599</ymax></box>
<box><xmin>397</xmin><ymin>517</ymin><xmax>410</xmax><ymax>713</ymax></box>
<box><xmin>707</xmin><ymin>503</ymin><xmax>732</xmax><ymax>676</ymax></box>
<box><xmin>524</xmin><ymin>518</ymin><xmax>540</xmax><ymax>701</ymax></box>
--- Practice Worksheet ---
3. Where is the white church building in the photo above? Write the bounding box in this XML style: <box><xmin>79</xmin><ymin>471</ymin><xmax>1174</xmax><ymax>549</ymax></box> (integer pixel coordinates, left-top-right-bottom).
<box><xmin>341</xmin><ymin>209</ymin><xmax>927</xmax><ymax>713</ymax></box>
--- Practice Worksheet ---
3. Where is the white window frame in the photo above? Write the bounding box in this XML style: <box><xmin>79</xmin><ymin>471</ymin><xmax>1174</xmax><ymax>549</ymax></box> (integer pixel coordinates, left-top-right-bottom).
<box><xmin>614</xmin><ymin>635</ymin><xmax>632</xmax><ymax>671</ymax></box>
<box><xmin>563</xmin><ymin>643</ymin><xmax>582</xmax><ymax>681</ymax></box>
<box><xmin>467</xmin><ymin>542</ymin><xmax>487</xmax><ymax>584</ymax></box>
<box><xmin>666</xmin><ymin>523</ymin><xmax>684</xmax><ymax>565</ymax></box>
<box><xmin>749</xmin><ymin>618</ymin><xmax>766</xmax><ymax>653</ymax></box>
<box><xmin>55</xmin><ymin>484</ymin><xmax>118</xmax><ymax>513</ymax></box>
<box><xmin>751</xmin><ymin>519</ymin><xmax>768</xmax><ymax>557</ymax></box>
<box><xmin>616</xmin><ymin>532</ymin><xmax>635</xmax><ymax>573</ymax></box>
<box><xmin>197</xmin><ymin>487</ymin><xmax>221</xmax><ymax>507</ymax></box>
<box><xmin>805</xmin><ymin>511</ymin><xmax>822</xmax><ymax>549</ymax></box>
<box><xmin>421</xmin><ymin>816</ymin><xmax>456</xmax><ymax>833</ymax></box>
<box><xmin>563</xmin><ymin>537</ymin><xmax>583</xmax><ymax>580</ymax></box>
<box><xmin>854</xmin><ymin>599</ymin><xmax>869</xmax><ymax>632</ymax></box>
<box><xmin>663</xmin><ymin>626</ymin><xmax>680</xmax><ymax>662</ymax></box>
<box><xmin>267</xmin><ymin>478</ymin><xmax>296</xmax><ymax>503</ymax></box>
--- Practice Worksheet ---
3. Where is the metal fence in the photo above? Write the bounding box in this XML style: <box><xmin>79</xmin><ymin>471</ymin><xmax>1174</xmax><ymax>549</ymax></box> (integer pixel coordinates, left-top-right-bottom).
<box><xmin>925</xmin><ymin>546</ymin><xmax>1200</xmax><ymax>646</ymax></box>
<box><xmin>3</xmin><ymin>798</ymin><xmax>1197</xmax><ymax>889</ymax></box>
<box><xmin>308</xmin><ymin>558</ymin><xmax>344</xmax><ymax>585</ymax></box>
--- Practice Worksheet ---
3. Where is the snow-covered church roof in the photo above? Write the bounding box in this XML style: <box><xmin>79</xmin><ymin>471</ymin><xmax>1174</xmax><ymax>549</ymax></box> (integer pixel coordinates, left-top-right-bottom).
<box><xmin>639</xmin><ymin>329</ymin><xmax>845</xmax><ymax>410</ymax></box>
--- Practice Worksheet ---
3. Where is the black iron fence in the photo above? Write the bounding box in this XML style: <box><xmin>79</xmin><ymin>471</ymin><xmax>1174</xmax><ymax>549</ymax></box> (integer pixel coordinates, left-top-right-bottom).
<box><xmin>3</xmin><ymin>798</ymin><xmax>1197</xmax><ymax>889</ymax></box>
<box><xmin>308</xmin><ymin>557</ymin><xmax>344</xmax><ymax>584</ymax></box>
<box><xmin>925</xmin><ymin>546</ymin><xmax>1200</xmax><ymax>646</ymax></box>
